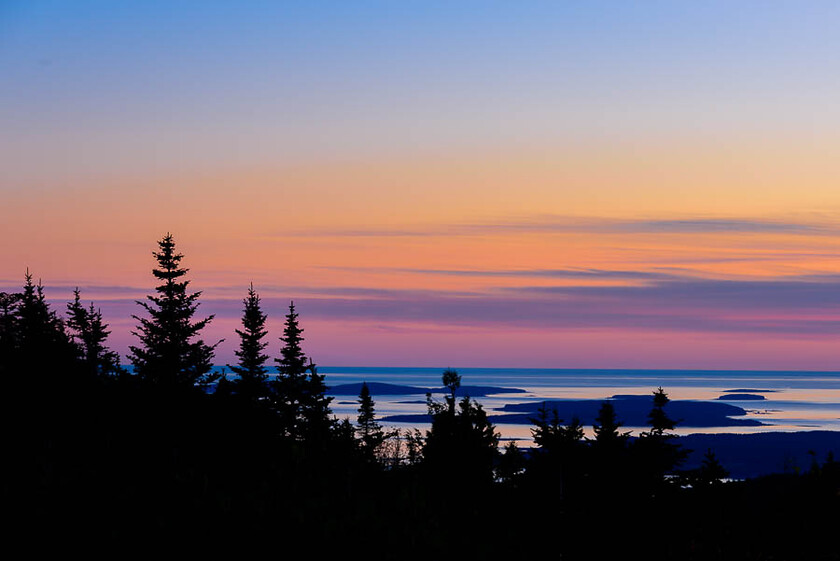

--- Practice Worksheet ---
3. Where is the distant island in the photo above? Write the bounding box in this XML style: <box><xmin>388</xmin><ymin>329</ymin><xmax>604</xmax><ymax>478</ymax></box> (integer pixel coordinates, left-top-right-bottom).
<box><xmin>382</xmin><ymin>394</ymin><xmax>764</xmax><ymax>428</ymax></box>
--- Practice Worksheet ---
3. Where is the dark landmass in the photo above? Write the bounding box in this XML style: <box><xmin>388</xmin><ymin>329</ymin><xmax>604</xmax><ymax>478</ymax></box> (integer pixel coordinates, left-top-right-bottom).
<box><xmin>717</xmin><ymin>393</ymin><xmax>766</xmax><ymax>400</ymax></box>
<box><xmin>383</xmin><ymin>394</ymin><xmax>763</xmax><ymax>427</ymax></box>
<box><xmin>327</xmin><ymin>381</ymin><xmax>526</xmax><ymax>397</ymax></box>
<box><xmin>723</xmin><ymin>388</ymin><xmax>778</xmax><ymax>393</ymax></box>
<box><xmin>679</xmin><ymin>431</ymin><xmax>840</xmax><ymax>479</ymax></box>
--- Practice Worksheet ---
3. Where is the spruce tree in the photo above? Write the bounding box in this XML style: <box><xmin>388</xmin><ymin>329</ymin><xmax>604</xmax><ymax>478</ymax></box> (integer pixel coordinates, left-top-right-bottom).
<box><xmin>593</xmin><ymin>401</ymin><xmax>628</xmax><ymax>447</ymax></box>
<box><xmin>497</xmin><ymin>441</ymin><xmax>526</xmax><ymax>486</ymax></box>
<box><xmin>15</xmin><ymin>271</ymin><xmax>75</xmax><ymax>375</ymax></box>
<box><xmin>66</xmin><ymin>288</ymin><xmax>121</xmax><ymax>377</ymax></box>
<box><xmin>696</xmin><ymin>448</ymin><xmax>729</xmax><ymax>486</ymax></box>
<box><xmin>228</xmin><ymin>283</ymin><xmax>270</xmax><ymax>399</ymax></box>
<box><xmin>0</xmin><ymin>291</ymin><xmax>21</xmax><ymax>376</ymax></box>
<box><xmin>645</xmin><ymin>386</ymin><xmax>677</xmax><ymax>437</ymax></box>
<box><xmin>129</xmin><ymin>234</ymin><xmax>219</xmax><ymax>388</ymax></box>
<box><xmin>530</xmin><ymin>402</ymin><xmax>565</xmax><ymax>451</ymax></box>
<box><xmin>591</xmin><ymin>400</ymin><xmax>629</xmax><ymax>488</ymax></box>
<box><xmin>357</xmin><ymin>382</ymin><xmax>384</xmax><ymax>461</ymax></box>
<box><xmin>636</xmin><ymin>386</ymin><xmax>688</xmax><ymax>486</ymax></box>
<box><xmin>423</xmin><ymin>369</ymin><xmax>499</xmax><ymax>485</ymax></box>
<box><xmin>271</xmin><ymin>301</ymin><xmax>332</xmax><ymax>440</ymax></box>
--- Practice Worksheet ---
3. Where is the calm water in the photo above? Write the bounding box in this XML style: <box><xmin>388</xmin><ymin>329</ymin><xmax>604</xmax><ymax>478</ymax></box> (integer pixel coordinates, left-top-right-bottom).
<box><xmin>312</xmin><ymin>367</ymin><xmax>840</xmax><ymax>444</ymax></box>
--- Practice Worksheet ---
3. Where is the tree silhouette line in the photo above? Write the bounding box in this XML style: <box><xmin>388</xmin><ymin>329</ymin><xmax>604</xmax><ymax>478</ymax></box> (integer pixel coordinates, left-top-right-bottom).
<box><xmin>1</xmin><ymin>233</ymin><xmax>838</xmax><ymax>558</ymax></box>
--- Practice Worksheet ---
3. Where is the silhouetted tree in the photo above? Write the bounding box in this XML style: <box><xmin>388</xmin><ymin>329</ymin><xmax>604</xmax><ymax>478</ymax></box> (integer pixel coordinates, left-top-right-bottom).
<box><xmin>529</xmin><ymin>404</ymin><xmax>589</xmax><ymax>498</ymax></box>
<box><xmin>14</xmin><ymin>271</ymin><xmax>76</xmax><ymax>377</ymax></box>
<box><xmin>356</xmin><ymin>382</ymin><xmax>384</xmax><ymax>463</ymax></box>
<box><xmin>696</xmin><ymin>449</ymin><xmax>728</xmax><ymax>487</ymax></box>
<box><xmin>590</xmin><ymin>400</ymin><xmax>630</xmax><ymax>491</ymax></box>
<box><xmin>635</xmin><ymin>387</ymin><xmax>688</xmax><ymax>488</ymax></box>
<box><xmin>228</xmin><ymin>283</ymin><xmax>270</xmax><ymax>399</ymax></box>
<box><xmin>593</xmin><ymin>401</ymin><xmax>627</xmax><ymax>446</ymax></box>
<box><xmin>66</xmin><ymin>288</ymin><xmax>122</xmax><ymax>377</ymax></box>
<box><xmin>497</xmin><ymin>441</ymin><xmax>526</xmax><ymax>486</ymax></box>
<box><xmin>423</xmin><ymin>369</ymin><xmax>499</xmax><ymax>485</ymax></box>
<box><xmin>530</xmin><ymin>402</ymin><xmax>565</xmax><ymax>451</ymax></box>
<box><xmin>271</xmin><ymin>301</ymin><xmax>333</xmax><ymax>441</ymax></box>
<box><xmin>0</xmin><ymin>291</ymin><xmax>21</xmax><ymax>375</ymax></box>
<box><xmin>404</xmin><ymin>428</ymin><xmax>424</xmax><ymax>466</ymax></box>
<box><xmin>379</xmin><ymin>428</ymin><xmax>404</xmax><ymax>469</ymax></box>
<box><xmin>129</xmin><ymin>234</ymin><xmax>220</xmax><ymax>389</ymax></box>
<box><xmin>562</xmin><ymin>416</ymin><xmax>585</xmax><ymax>443</ymax></box>
<box><xmin>645</xmin><ymin>386</ymin><xmax>677</xmax><ymax>437</ymax></box>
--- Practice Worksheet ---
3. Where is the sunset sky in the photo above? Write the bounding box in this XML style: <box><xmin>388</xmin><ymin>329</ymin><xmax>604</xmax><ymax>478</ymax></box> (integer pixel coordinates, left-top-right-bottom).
<box><xmin>3</xmin><ymin>2</ymin><xmax>840</xmax><ymax>369</ymax></box>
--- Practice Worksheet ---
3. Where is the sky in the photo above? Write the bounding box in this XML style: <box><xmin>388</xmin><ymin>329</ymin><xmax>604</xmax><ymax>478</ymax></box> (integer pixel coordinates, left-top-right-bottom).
<box><xmin>3</xmin><ymin>1</ymin><xmax>840</xmax><ymax>369</ymax></box>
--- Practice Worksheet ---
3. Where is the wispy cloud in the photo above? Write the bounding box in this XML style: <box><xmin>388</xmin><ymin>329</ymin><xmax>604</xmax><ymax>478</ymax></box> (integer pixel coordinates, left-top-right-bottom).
<box><xmin>321</xmin><ymin>266</ymin><xmax>688</xmax><ymax>282</ymax></box>
<box><xmin>190</xmin><ymin>275</ymin><xmax>840</xmax><ymax>336</ymax></box>
<box><xmin>275</xmin><ymin>215</ymin><xmax>835</xmax><ymax>239</ymax></box>
<box><xmin>27</xmin><ymin>269</ymin><xmax>840</xmax><ymax>339</ymax></box>
<box><xmin>607</xmin><ymin>218</ymin><xmax>824</xmax><ymax>234</ymax></box>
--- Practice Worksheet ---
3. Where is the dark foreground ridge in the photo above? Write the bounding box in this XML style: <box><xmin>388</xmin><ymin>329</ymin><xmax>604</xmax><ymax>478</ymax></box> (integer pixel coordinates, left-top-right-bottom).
<box><xmin>2</xmin><ymin>234</ymin><xmax>838</xmax><ymax>558</ymax></box>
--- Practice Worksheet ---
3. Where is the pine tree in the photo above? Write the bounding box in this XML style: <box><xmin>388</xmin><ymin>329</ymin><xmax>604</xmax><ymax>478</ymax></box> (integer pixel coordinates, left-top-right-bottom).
<box><xmin>357</xmin><ymin>382</ymin><xmax>384</xmax><ymax>462</ymax></box>
<box><xmin>497</xmin><ymin>441</ymin><xmax>526</xmax><ymax>486</ymax></box>
<box><xmin>645</xmin><ymin>386</ymin><xmax>677</xmax><ymax>437</ymax></box>
<box><xmin>696</xmin><ymin>448</ymin><xmax>729</xmax><ymax>486</ymax></box>
<box><xmin>18</xmin><ymin>271</ymin><xmax>66</xmax><ymax>348</ymax></box>
<box><xmin>423</xmin><ymin>369</ymin><xmax>499</xmax><ymax>485</ymax></box>
<box><xmin>590</xmin><ymin>401</ymin><xmax>630</xmax><ymax>492</ymax></box>
<box><xmin>228</xmin><ymin>283</ymin><xmax>270</xmax><ymax>399</ymax></box>
<box><xmin>593</xmin><ymin>401</ymin><xmax>629</xmax><ymax>447</ymax></box>
<box><xmin>636</xmin><ymin>387</ymin><xmax>688</xmax><ymax>486</ymax></box>
<box><xmin>271</xmin><ymin>301</ymin><xmax>333</xmax><ymax>440</ymax></box>
<box><xmin>530</xmin><ymin>402</ymin><xmax>565</xmax><ymax>451</ymax></box>
<box><xmin>129</xmin><ymin>234</ymin><xmax>220</xmax><ymax>388</ymax></box>
<box><xmin>0</xmin><ymin>291</ymin><xmax>21</xmax><ymax>376</ymax></box>
<box><xmin>15</xmin><ymin>271</ymin><xmax>75</xmax><ymax>375</ymax></box>
<box><xmin>66</xmin><ymin>288</ymin><xmax>121</xmax><ymax>377</ymax></box>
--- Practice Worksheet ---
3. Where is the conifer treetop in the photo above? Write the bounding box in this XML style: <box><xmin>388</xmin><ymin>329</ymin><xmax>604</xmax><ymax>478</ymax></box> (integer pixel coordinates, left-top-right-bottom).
<box><xmin>129</xmin><ymin>233</ymin><xmax>219</xmax><ymax>388</ymax></box>
<box><xmin>229</xmin><ymin>282</ymin><xmax>270</xmax><ymax>388</ymax></box>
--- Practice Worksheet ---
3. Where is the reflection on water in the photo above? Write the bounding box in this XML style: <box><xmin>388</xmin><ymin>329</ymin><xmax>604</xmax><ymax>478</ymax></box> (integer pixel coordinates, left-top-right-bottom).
<box><xmin>317</xmin><ymin>367</ymin><xmax>840</xmax><ymax>445</ymax></box>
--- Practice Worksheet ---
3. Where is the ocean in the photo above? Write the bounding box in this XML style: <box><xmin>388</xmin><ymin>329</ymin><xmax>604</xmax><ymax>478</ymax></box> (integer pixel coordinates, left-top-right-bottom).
<box><xmin>312</xmin><ymin>367</ymin><xmax>840</xmax><ymax>444</ymax></box>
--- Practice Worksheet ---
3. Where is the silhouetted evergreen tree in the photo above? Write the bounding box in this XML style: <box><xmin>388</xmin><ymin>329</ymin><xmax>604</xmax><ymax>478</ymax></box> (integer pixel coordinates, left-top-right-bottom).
<box><xmin>356</xmin><ymin>382</ymin><xmax>384</xmax><ymax>463</ymax></box>
<box><xmin>591</xmin><ymin>400</ymin><xmax>629</xmax><ymax>486</ymax></box>
<box><xmin>66</xmin><ymin>288</ymin><xmax>122</xmax><ymax>377</ymax></box>
<box><xmin>13</xmin><ymin>271</ymin><xmax>77</xmax><ymax>378</ymax></box>
<box><xmin>129</xmin><ymin>234</ymin><xmax>220</xmax><ymax>389</ymax></box>
<box><xmin>530</xmin><ymin>402</ymin><xmax>565</xmax><ymax>451</ymax></box>
<box><xmin>0</xmin><ymin>291</ymin><xmax>20</xmax><ymax>376</ymax></box>
<box><xmin>593</xmin><ymin>401</ymin><xmax>627</xmax><ymax>446</ymax></box>
<box><xmin>528</xmin><ymin>404</ymin><xmax>590</xmax><ymax>498</ymax></box>
<box><xmin>497</xmin><ymin>441</ymin><xmax>526</xmax><ymax>486</ymax></box>
<box><xmin>423</xmin><ymin>369</ymin><xmax>499</xmax><ymax>485</ymax></box>
<box><xmin>271</xmin><ymin>301</ymin><xmax>333</xmax><ymax>441</ymax></box>
<box><xmin>645</xmin><ymin>386</ymin><xmax>676</xmax><ymax>437</ymax></box>
<box><xmin>404</xmin><ymin>428</ymin><xmax>424</xmax><ymax>466</ymax></box>
<box><xmin>228</xmin><ymin>283</ymin><xmax>270</xmax><ymax>399</ymax></box>
<box><xmin>562</xmin><ymin>416</ymin><xmax>585</xmax><ymax>443</ymax></box>
<box><xmin>696</xmin><ymin>449</ymin><xmax>728</xmax><ymax>487</ymax></box>
<box><xmin>635</xmin><ymin>387</ymin><xmax>688</xmax><ymax>489</ymax></box>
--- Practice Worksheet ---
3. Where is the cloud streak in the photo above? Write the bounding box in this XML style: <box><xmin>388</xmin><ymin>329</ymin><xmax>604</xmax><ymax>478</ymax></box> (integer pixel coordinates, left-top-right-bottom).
<box><xmin>196</xmin><ymin>276</ymin><xmax>840</xmax><ymax>336</ymax></box>
<box><xmin>27</xmin><ymin>271</ymin><xmax>840</xmax><ymax>339</ymax></box>
<box><xmin>277</xmin><ymin>215</ymin><xmax>835</xmax><ymax>239</ymax></box>
<box><xmin>321</xmin><ymin>266</ymin><xmax>689</xmax><ymax>282</ymax></box>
